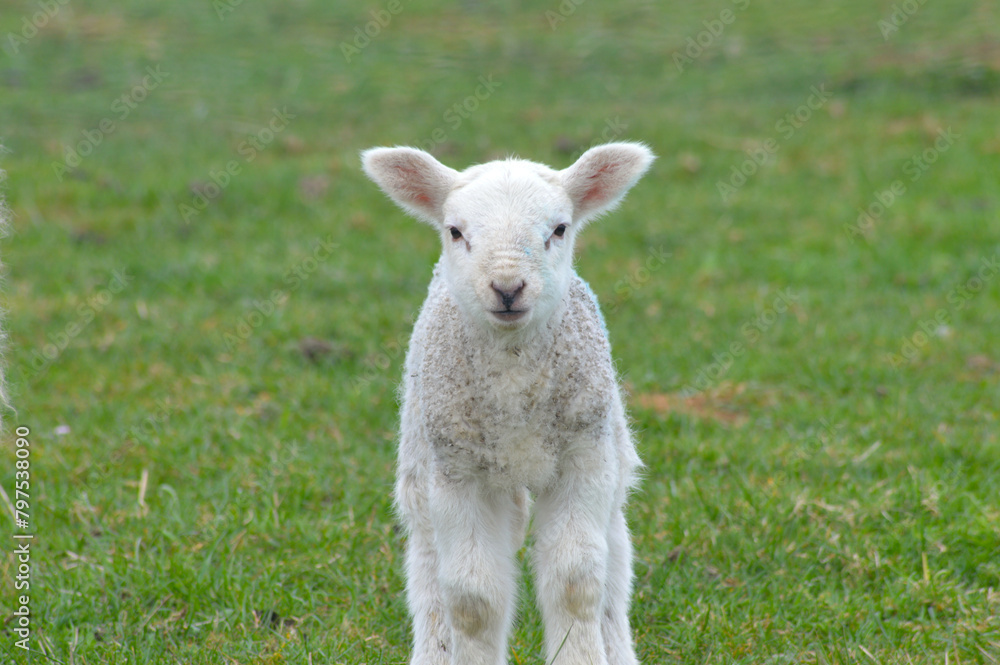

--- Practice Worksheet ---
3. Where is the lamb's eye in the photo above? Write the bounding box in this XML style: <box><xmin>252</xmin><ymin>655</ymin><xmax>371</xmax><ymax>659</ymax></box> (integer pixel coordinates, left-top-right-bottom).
<box><xmin>449</xmin><ymin>227</ymin><xmax>463</xmax><ymax>241</ymax></box>
<box><xmin>553</xmin><ymin>224</ymin><xmax>567</xmax><ymax>238</ymax></box>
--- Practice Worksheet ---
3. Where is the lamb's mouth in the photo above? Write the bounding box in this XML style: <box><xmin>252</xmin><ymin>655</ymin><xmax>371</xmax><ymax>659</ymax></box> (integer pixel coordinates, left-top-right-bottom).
<box><xmin>492</xmin><ymin>309</ymin><xmax>528</xmax><ymax>323</ymax></box>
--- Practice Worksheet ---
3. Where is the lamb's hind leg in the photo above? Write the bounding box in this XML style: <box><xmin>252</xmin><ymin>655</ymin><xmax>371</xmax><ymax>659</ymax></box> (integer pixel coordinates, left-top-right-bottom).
<box><xmin>602</xmin><ymin>508</ymin><xmax>639</xmax><ymax>665</ymax></box>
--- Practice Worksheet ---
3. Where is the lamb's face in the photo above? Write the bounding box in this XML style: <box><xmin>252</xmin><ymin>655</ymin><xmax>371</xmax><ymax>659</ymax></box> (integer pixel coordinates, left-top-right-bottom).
<box><xmin>440</xmin><ymin>166</ymin><xmax>574</xmax><ymax>330</ymax></box>
<box><xmin>362</xmin><ymin>142</ymin><xmax>655</xmax><ymax>333</ymax></box>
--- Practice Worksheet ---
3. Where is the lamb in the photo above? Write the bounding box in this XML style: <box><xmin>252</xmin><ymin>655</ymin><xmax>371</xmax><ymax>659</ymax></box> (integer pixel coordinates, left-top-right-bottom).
<box><xmin>361</xmin><ymin>141</ymin><xmax>655</xmax><ymax>665</ymax></box>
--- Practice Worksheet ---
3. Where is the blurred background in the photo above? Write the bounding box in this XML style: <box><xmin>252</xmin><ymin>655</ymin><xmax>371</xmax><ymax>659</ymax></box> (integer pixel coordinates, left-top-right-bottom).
<box><xmin>1</xmin><ymin>0</ymin><xmax>998</xmax><ymax>663</ymax></box>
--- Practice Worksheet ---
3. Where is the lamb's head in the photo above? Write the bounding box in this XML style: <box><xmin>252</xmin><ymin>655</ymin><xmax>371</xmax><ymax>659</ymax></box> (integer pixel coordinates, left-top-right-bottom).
<box><xmin>362</xmin><ymin>142</ymin><xmax>655</xmax><ymax>332</ymax></box>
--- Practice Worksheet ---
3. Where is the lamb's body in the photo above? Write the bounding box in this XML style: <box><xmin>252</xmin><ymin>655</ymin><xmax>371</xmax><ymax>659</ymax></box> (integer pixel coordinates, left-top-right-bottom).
<box><xmin>362</xmin><ymin>142</ymin><xmax>654</xmax><ymax>665</ymax></box>
<box><xmin>400</xmin><ymin>265</ymin><xmax>638</xmax><ymax>495</ymax></box>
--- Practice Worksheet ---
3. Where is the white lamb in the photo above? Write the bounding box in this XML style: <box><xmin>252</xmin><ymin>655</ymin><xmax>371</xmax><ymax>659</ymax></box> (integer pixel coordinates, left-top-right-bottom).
<box><xmin>362</xmin><ymin>142</ymin><xmax>655</xmax><ymax>665</ymax></box>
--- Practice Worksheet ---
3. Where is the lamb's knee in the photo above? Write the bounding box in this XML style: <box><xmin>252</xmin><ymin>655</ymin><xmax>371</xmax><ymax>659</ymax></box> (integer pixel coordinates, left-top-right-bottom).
<box><xmin>445</xmin><ymin>589</ymin><xmax>499</xmax><ymax>638</ymax></box>
<box><xmin>561</xmin><ymin>570</ymin><xmax>604</xmax><ymax>622</ymax></box>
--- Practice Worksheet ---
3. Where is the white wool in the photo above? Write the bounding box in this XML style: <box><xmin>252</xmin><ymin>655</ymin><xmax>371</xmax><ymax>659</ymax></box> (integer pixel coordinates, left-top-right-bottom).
<box><xmin>363</xmin><ymin>142</ymin><xmax>654</xmax><ymax>665</ymax></box>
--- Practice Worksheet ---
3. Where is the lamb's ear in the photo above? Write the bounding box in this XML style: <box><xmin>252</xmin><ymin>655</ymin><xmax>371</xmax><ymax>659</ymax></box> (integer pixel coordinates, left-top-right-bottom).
<box><xmin>361</xmin><ymin>147</ymin><xmax>459</xmax><ymax>225</ymax></box>
<box><xmin>560</xmin><ymin>142</ymin><xmax>655</xmax><ymax>224</ymax></box>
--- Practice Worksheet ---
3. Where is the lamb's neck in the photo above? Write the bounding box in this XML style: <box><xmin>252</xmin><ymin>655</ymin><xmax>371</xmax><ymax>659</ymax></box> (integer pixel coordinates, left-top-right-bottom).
<box><xmin>460</xmin><ymin>300</ymin><xmax>567</xmax><ymax>361</ymax></box>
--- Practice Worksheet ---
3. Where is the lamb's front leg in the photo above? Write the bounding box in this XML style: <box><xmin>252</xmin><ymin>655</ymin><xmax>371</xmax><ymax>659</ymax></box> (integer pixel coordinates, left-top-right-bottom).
<box><xmin>532</xmin><ymin>458</ymin><xmax>617</xmax><ymax>665</ymax></box>
<box><xmin>429</xmin><ymin>476</ymin><xmax>522</xmax><ymax>665</ymax></box>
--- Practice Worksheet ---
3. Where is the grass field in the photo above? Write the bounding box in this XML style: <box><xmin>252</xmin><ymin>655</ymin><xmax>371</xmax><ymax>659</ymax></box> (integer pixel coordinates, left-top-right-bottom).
<box><xmin>1</xmin><ymin>0</ymin><xmax>999</xmax><ymax>663</ymax></box>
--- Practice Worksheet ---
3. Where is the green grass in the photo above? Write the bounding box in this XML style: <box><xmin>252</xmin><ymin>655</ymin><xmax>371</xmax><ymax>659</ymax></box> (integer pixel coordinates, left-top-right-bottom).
<box><xmin>1</xmin><ymin>0</ymin><xmax>999</xmax><ymax>662</ymax></box>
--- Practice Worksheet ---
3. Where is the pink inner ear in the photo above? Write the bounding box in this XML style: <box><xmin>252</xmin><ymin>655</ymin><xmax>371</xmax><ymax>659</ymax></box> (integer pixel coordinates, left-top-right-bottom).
<box><xmin>397</xmin><ymin>163</ymin><xmax>434</xmax><ymax>206</ymax></box>
<box><xmin>580</xmin><ymin>162</ymin><xmax>619</xmax><ymax>206</ymax></box>
<box><xmin>580</xmin><ymin>184</ymin><xmax>606</xmax><ymax>206</ymax></box>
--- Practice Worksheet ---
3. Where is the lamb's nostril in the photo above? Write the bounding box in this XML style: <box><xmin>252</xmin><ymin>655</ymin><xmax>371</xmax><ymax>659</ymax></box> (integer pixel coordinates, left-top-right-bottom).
<box><xmin>491</xmin><ymin>281</ymin><xmax>525</xmax><ymax>310</ymax></box>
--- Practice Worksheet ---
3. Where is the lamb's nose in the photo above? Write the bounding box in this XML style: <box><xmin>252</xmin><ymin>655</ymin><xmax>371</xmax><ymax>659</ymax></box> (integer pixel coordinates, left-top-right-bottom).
<box><xmin>491</xmin><ymin>281</ymin><xmax>525</xmax><ymax>310</ymax></box>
